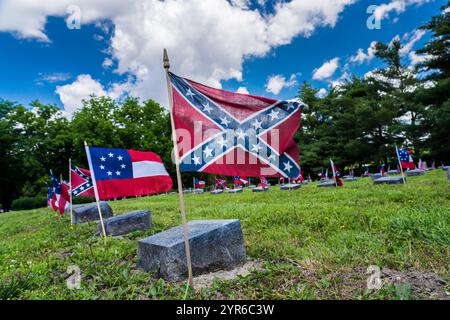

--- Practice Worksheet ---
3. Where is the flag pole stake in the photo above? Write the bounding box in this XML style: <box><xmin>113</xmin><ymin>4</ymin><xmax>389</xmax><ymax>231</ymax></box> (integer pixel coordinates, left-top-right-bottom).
<box><xmin>69</xmin><ymin>158</ymin><xmax>73</xmax><ymax>225</ymax></box>
<box><xmin>164</xmin><ymin>49</ymin><xmax>194</xmax><ymax>289</ymax></box>
<box><xmin>395</xmin><ymin>145</ymin><xmax>407</xmax><ymax>185</ymax></box>
<box><xmin>84</xmin><ymin>141</ymin><xmax>107</xmax><ymax>238</ymax></box>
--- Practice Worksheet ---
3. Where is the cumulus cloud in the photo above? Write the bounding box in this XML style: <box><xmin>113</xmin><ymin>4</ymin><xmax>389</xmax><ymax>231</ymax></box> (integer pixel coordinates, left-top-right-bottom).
<box><xmin>55</xmin><ymin>74</ymin><xmax>131</xmax><ymax>116</ymax></box>
<box><xmin>0</xmin><ymin>0</ymin><xmax>356</xmax><ymax>106</ymax></box>
<box><xmin>373</xmin><ymin>0</ymin><xmax>431</xmax><ymax>22</ymax></box>
<box><xmin>313</xmin><ymin>58</ymin><xmax>340</xmax><ymax>80</ymax></box>
<box><xmin>317</xmin><ymin>88</ymin><xmax>327</xmax><ymax>98</ymax></box>
<box><xmin>236</xmin><ymin>86</ymin><xmax>250</xmax><ymax>94</ymax></box>
<box><xmin>349</xmin><ymin>41</ymin><xmax>378</xmax><ymax>65</ymax></box>
<box><xmin>265</xmin><ymin>73</ymin><xmax>298</xmax><ymax>95</ymax></box>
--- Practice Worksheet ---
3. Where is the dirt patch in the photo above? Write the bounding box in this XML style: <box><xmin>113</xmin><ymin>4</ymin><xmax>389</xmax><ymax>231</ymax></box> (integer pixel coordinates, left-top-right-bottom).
<box><xmin>193</xmin><ymin>259</ymin><xmax>264</xmax><ymax>289</ymax></box>
<box><xmin>299</xmin><ymin>266</ymin><xmax>448</xmax><ymax>300</ymax></box>
<box><xmin>380</xmin><ymin>268</ymin><xmax>449</xmax><ymax>300</ymax></box>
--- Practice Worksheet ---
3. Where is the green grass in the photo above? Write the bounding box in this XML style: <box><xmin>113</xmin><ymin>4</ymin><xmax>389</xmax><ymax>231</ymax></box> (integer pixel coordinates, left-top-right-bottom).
<box><xmin>0</xmin><ymin>171</ymin><xmax>449</xmax><ymax>299</ymax></box>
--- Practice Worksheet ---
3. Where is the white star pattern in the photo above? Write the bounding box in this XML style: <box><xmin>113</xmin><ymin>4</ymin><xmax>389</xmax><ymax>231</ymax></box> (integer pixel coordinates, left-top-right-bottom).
<box><xmin>203</xmin><ymin>102</ymin><xmax>212</xmax><ymax>114</ymax></box>
<box><xmin>100</xmin><ymin>156</ymin><xmax>106</xmax><ymax>162</ymax></box>
<box><xmin>186</xmin><ymin>88</ymin><xmax>195</xmax><ymax>98</ymax></box>
<box><xmin>108</xmin><ymin>152</ymin><xmax>114</xmax><ymax>158</ymax></box>
<box><xmin>120</xmin><ymin>164</ymin><xmax>126</xmax><ymax>169</ymax></box>
<box><xmin>216</xmin><ymin>137</ymin><xmax>228</xmax><ymax>148</ymax></box>
<box><xmin>107</xmin><ymin>171</ymin><xmax>112</xmax><ymax>176</ymax></box>
<box><xmin>283</xmin><ymin>161</ymin><xmax>293</xmax><ymax>173</ymax></box>
<box><xmin>236</xmin><ymin>129</ymin><xmax>246</xmax><ymax>140</ymax></box>
<box><xmin>252</xmin><ymin>119</ymin><xmax>263</xmax><ymax>130</ymax></box>
<box><xmin>220</xmin><ymin>116</ymin><xmax>230</xmax><ymax>127</ymax></box>
<box><xmin>251</xmin><ymin>144</ymin><xmax>262</xmax><ymax>153</ymax></box>
<box><xmin>269</xmin><ymin>110</ymin><xmax>280</xmax><ymax>121</ymax></box>
<box><xmin>116</xmin><ymin>171</ymin><xmax>121</xmax><ymax>176</ymax></box>
<box><xmin>192</xmin><ymin>154</ymin><xmax>201</xmax><ymax>165</ymax></box>
<box><xmin>268</xmin><ymin>154</ymin><xmax>276</xmax><ymax>161</ymax></box>
<box><xmin>100</xmin><ymin>165</ymin><xmax>105</xmax><ymax>170</ymax></box>
<box><xmin>117</xmin><ymin>156</ymin><xmax>123</xmax><ymax>161</ymax></box>
<box><xmin>203</xmin><ymin>146</ymin><xmax>213</xmax><ymax>158</ymax></box>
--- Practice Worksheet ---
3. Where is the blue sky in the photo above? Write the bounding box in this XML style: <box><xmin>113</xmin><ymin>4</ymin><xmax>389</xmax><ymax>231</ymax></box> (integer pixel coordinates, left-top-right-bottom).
<box><xmin>0</xmin><ymin>0</ymin><xmax>444</xmax><ymax>113</ymax></box>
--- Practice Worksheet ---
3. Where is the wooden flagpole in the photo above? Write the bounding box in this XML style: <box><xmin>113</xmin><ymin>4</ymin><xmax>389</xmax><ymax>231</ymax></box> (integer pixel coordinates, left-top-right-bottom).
<box><xmin>330</xmin><ymin>159</ymin><xmax>338</xmax><ymax>187</ymax></box>
<box><xmin>395</xmin><ymin>145</ymin><xmax>406</xmax><ymax>185</ymax></box>
<box><xmin>69</xmin><ymin>158</ymin><xmax>73</xmax><ymax>225</ymax></box>
<box><xmin>84</xmin><ymin>141</ymin><xmax>107</xmax><ymax>238</ymax></box>
<box><xmin>163</xmin><ymin>48</ymin><xmax>194</xmax><ymax>289</ymax></box>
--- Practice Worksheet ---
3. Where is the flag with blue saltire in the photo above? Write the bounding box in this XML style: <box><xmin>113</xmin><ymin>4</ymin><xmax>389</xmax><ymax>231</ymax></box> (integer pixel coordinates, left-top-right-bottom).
<box><xmin>169</xmin><ymin>72</ymin><xmax>304</xmax><ymax>178</ymax></box>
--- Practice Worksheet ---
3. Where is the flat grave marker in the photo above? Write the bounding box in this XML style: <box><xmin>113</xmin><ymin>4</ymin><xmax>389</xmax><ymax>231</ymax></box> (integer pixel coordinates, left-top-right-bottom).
<box><xmin>137</xmin><ymin>219</ymin><xmax>246</xmax><ymax>281</ymax></box>
<box><xmin>98</xmin><ymin>210</ymin><xmax>152</xmax><ymax>236</ymax></box>
<box><xmin>280</xmin><ymin>183</ymin><xmax>301</xmax><ymax>190</ymax></box>
<box><xmin>72</xmin><ymin>202</ymin><xmax>113</xmax><ymax>224</ymax></box>
<box><xmin>373</xmin><ymin>176</ymin><xmax>405</xmax><ymax>185</ymax></box>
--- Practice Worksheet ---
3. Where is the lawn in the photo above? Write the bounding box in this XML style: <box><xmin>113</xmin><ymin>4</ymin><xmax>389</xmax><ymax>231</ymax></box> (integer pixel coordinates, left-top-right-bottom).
<box><xmin>0</xmin><ymin>171</ymin><xmax>449</xmax><ymax>300</ymax></box>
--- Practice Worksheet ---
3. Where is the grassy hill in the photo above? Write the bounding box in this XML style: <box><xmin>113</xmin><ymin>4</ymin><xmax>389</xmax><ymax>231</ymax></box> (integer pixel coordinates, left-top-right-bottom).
<box><xmin>0</xmin><ymin>171</ymin><xmax>449</xmax><ymax>300</ymax></box>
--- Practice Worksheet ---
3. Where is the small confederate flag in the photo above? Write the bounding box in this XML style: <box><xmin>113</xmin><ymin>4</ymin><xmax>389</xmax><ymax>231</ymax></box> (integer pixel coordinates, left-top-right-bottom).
<box><xmin>330</xmin><ymin>159</ymin><xmax>343</xmax><ymax>187</ymax></box>
<box><xmin>215</xmin><ymin>178</ymin><xmax>227</xmax><ymax>189</ymax></box>
<box><xmin>193</xmin><ymin>178</ymin><xmax>206</xmax><ymax>188</ymax></box>
<box><xmin>71</xmin><ymin>166</ymin><xmax>95</xmax><ymax>197</ymax></box>
<box><xmin>233</xmin><ymin>176</ymin><xmax>248</xmax><ymax>185</ymax></box>
<box><xmin>85</xmin><ymin>147</ymin><xmax>173</xmax><ymax>200</ymax></box>
<box><xmin>259</xmin><ymin>176</ymin><xmax>269</xmax><ymax>187</ymax></box>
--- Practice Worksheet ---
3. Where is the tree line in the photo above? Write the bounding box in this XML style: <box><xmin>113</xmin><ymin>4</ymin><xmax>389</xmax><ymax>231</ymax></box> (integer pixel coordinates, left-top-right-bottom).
<box><xmin>0</xmin><ymin>3</ymin><xmax>448</xmax><ymax>210</ymax></box>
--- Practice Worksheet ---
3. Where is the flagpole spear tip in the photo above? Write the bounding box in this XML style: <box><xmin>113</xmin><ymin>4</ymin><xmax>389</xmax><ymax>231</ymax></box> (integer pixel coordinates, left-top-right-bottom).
<box><xmin>163</xmin><ymin>48</ymin><xmax>170</xmax><ymax>70</ymax></box>
<box><xmin>84</xmin><ymin>141</ymin><xmax>88</xmax><ymax>147</ymax></box>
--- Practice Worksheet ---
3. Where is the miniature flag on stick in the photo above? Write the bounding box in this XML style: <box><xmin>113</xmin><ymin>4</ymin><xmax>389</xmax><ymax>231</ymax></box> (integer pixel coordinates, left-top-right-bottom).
<box><xmin>395</xmin><ymin>145</ymin><xmax>407</xmax><ymax>184</ymax></box>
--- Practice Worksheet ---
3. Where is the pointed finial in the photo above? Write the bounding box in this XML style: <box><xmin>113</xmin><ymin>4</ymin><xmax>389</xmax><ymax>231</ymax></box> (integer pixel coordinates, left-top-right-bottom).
<box><xmin>84</xmin><ymin>141</ymin><xmax>88</xmax><ymax>147</ymax></box>
<box><xmin>163</xmin><ymin>48</ymin><xmax>170</xmax><ymax>70</ymax></box>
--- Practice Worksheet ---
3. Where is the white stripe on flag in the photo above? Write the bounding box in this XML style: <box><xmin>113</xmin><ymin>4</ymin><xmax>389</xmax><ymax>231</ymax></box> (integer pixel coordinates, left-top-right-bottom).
<box><xmin>132</xmin><ymin>161</ymin><xmax>169</xmax><ymax>178</ymax></box>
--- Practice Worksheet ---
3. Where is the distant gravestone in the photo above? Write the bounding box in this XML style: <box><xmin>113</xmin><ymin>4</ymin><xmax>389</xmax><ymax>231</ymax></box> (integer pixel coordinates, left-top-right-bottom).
<box><xmin>442</xmin><ymin>166</ymin><xmax>450</xmax><ymax>171</ymax></box>
<box><xmin>98</xmin><ymin>210</ymin><xmax>151</xmax><ymax>236</ymax></box>
<box><xmin>73</xmin><ymin>202</ymin><xmax>113</xmax><ymax>224</ymax></box>
<box><xmin>210</xmin><ymin>189</ymin><xmax>224</xmax><ymax>195</ymax></box>
<box><xmin>371</xmin><ymin>173</ymin><xmax>382</xmax><ymax>180</ymax></box>
<box><xmin>317</xmin><ymin>181</ymin><xmax>337</xmax><ymax>188</ymax></box>
<box><xmin>252</xmin><ymin>186</ymin><xmax>269</xmax><ymax>192</ymax></box>
<box><xmin>137</xmin><ymin>219</ymin><xmax>246</xmax><ymax>281</ymax></box>
<box><xmin>343</xmin><ymin>176</ymin><xmax>358</xmax><ymax>182</ymax></box>
<box><xmin>280</xmin><ymin>183</ymin><xmax>301</xmax><ymax>190</ymax></box>
<box><xmin>373</xmin><ymin>176</ymin><xmax>405</xmax><ymax>185</ymax></box>
<box><xmin>228</xmin><ymin>188</ymin><xmax>243</xmax><ymax>194</ymax></box>
<box><xmin>405</xmin><ymin>169</ymin><xmax>424</xmax><ymax>176</ymax></box>
<box><xmin>192</xmin><ymin>189</ymin><xmax>204</xmax><ymax>194</ymax></box>
<box><xmin>387</xmin><ymin>170</ymin><xmax>400</xmax><ymax>175</ymax></box>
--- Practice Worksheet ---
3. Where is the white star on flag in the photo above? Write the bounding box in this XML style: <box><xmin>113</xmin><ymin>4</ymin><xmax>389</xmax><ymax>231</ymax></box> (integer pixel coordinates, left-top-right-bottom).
<box><xmin>283</xmin><ymin>161</ymin><xmax>293</xmax><ymax>172</ymax></box>
<box><xmin>203</xmin><ymin>146</ymin><xmax>213</xmax><ymax>158</ymax></box>
<box><xmin>203</xmin><ymin>102</ymin><xmax>212</xmax><ymax>113</ymax></box>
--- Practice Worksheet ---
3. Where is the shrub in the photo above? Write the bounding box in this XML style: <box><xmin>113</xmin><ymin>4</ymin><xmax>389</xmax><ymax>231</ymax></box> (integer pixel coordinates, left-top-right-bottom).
<box><xmin>11</xmin><ymin>197</ymin><xmax>47</xmax><ymax>211</ymax></box>
<box><xmin>72</xmin><ymin>196</ymin><xmax>94</xmax><ymax>205</ymax></box>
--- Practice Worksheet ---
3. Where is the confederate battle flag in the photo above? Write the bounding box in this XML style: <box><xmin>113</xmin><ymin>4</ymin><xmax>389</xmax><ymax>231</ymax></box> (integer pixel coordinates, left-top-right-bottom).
<box><xmin>169</xmin><ymin>72</ymin><xmax>304</xmax><ymax>178</ymax></box>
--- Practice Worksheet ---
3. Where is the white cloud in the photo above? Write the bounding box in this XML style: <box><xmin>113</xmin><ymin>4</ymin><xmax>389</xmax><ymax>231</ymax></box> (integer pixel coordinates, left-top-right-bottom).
<box><xmin>102</xmin><ymin>58</ymin><xmax>113</xmax><ymax>69</ymax></box>
<box><xmin>35</xmin><ymin>72</ymin><xmax>71</xmax><ymax>85</ymax></box>
<box><xmin>408</xmin><ymin>51</ymin><xmax>431</xmax><ymax>66</ymax></box>
<box><xmin>265</xmin><ymin>74</ymin><xmax>298</xmax><ymax>95</ymax></box>
<box><xmin>317</xmin><ymin>88</ymin><xmax>327</xmax><ymax>98</ymax></box>
<box><xmin>350</xmin><ymin>41</ymin><xmax>378</xmax><ymax>65</ymax></box>
<box><xmin>236</xmin><ymin>86</ymin><xmax>250</xmax><ymax>94</ymax></box>
<box><xmin>313</xmin><ymin>58</ymin><xmax>340</xmax><ymax>80</ymax></box>
<box><xmin>0</xmin><ymin>0</ymin><xmax>356</xmax><ymax>106</ymax></box>
<box><xmin>55</xmin><ymin>74</ymin><xmax>131</xmax><ymax>116</ymax></box>
<box><xmin>399</xmin><ymin>29</ymin><xmax>426</xmax><ymax>56</ymax></box>
<box><xmin>373</xmin><ymin>0</ymin><xmax>431</xmax><ymax>22</ymax></box>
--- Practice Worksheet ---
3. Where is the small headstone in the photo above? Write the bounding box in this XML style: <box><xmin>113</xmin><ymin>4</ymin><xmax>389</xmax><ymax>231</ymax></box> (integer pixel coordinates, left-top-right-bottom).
<box><xmin>387</xmin><ymin>170</ymin><xmax>400</xmax><ymax>175</ymax></box>
<box><xmin>371</xmin><ymin>173</ymin><xmax>382</xmax><ymax>180</ymax></box>
<box><xmin>280</xmin><ymin>183</ymin><xmax>300</xmax><ymax>190</ymax></box>
<box><xmin>405</xmin><ymin>169</ymin><xmax>424</xmax><ymax>176</ymax></box>
<box><xmin>374</xmin><ymin>176</ymin><xmax>405</xmax><ymax>185</ymax></box>
<box><xmin>98</xmin><ymin>210</ymin><xmax>151</xmax><ymax>236</ymax></box>
<box><xmin>137</xmin><ymin>219</ymin><xmax>246</xmax><ymax>281</ymax></box>
<box><xmin>252</xmin><ymin>186</ymin><xmax>269</xmax><ymax>192</ymax></box>
<box><xmin>317</xmin><ymin>180</ymin><xmax>337</xmax><ymax>188</ymax></box>
<box><xmin>442</xmin><ymin>166</ymin><xmax>450</xmax><ymax>171</ymax></box>
<box><xmin>343</xmin><ymin>176</ymin><xmax>358</xmax><ymax>182</ymax></box>
<box><xmin>192</xmin><ymin>189</ymin><xmax>204</xmax><ymax>194</ymax></box>
<box><xmin>73</xmin><ymin>202</ymin><xmax>113</xmax><ymax>224</ymax></box>
<box><xmin>210</xmin><ymin>189</ymin><xmax>224</xmax><ymax>195</ymax></box>
<box><xmin>228</xmin><ymin>188</ymin><xmax>243</xmax><ymax>194</ymax></box>
<box><xmin>300</xmin><ymin>180</ymin><xmax>310</xmax><ymax>185</ymax></box>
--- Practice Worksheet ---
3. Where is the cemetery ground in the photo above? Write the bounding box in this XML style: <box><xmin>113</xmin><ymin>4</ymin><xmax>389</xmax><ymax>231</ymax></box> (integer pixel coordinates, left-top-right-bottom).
<box><xmin>0</xmin><ymin>170</ymin><xmax>448</xmax><ymax>300</ymax></box>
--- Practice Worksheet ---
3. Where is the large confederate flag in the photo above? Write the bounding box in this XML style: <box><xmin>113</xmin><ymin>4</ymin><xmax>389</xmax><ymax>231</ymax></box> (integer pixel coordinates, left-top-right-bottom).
<box><xmin>169</xmin><ymin>72</ymin><xmax>304</xmax><ymax>178</ymax></box>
